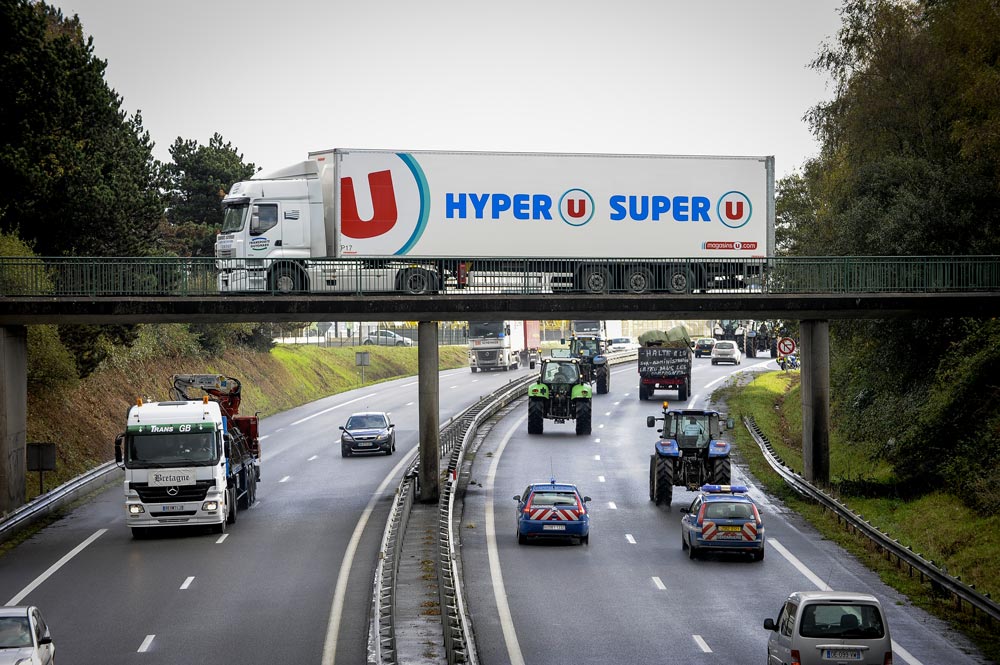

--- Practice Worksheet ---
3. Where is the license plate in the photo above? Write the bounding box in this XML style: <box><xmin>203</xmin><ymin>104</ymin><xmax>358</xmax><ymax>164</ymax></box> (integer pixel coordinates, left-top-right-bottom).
<box><xmin>718</xmin><ymin>525</ymin><xmax>741</xmax><ymax>532</ymax></box>
<box><xmin>717</xmin><ymin>532</ymin><xmax>742</xmax><ymax>540</ymax></box>
<box><xmin>160</xmin><ymin>504</ymin><xmax>185</xmax><ymax>512</ymax></box>
<box><xmin>543</xmin><ymin>524</ymin><xmax>566</xmax><ymax>531</ymax></box>
<box><xmin>823</xmin><ymin>649</ymin><xmax>862</xmax><ymax>660</ymax></box>
<box><xmin>358</xmin><ymin>442</ymin><xmax>373</xmax><ymax>447</ymax></box>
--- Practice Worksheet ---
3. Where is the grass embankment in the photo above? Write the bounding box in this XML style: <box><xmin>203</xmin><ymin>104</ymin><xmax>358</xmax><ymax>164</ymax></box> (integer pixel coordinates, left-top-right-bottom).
<box><xmin>717</xmin><ymin>371</ymin><xmax>1000</xmax><ymax>663</ymax></box>
<box><xmin>24</xmin><ymin>344</ymin><xmax>468</xmax><ymax>499</ymax></box>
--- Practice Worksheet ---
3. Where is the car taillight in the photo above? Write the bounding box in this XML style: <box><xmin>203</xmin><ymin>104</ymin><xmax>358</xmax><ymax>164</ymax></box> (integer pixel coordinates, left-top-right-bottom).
<box><xmin>883</xmin><ymin>652</ymin><xmax>893</xmax><ymax>665</ymax></box>
<box><xmin>790</xmin><ymin>650</ymin><xmax>801</xmax><ymax>665</ymax></box>
<box><xmin>752</xmin><ymin>504</ymin><xmax>762</xmax><ymax>526</ymax></box>
<box><xmin>696</xmin><ymin>503</ymin><xmax>707</xmax><ymax>526</ymax></box>
<box><xmin>523</xmin><ymin>498</ymin><xmax>533</xmax><ymax>514</ymax></box>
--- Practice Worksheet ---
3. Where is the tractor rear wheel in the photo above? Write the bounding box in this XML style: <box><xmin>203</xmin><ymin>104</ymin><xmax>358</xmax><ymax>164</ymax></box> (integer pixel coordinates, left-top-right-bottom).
<box><xmin>654</xmin><ymin>456</ymin><xmax>673</xmax><ymax>506</ymax></box>
<box><xmin>528</xmin><ymin>398</ymin><xmax>545</xmax><ymax>435</ymax></box>
<box><xmin>596</xmin><ymin>367</ymin><xmax>609</xmax><ymax>394</ymax></box>
<box><xmin>713</xmin><ymin>458</ymin><xmax>732</xmax><ymax>485</ymax></box>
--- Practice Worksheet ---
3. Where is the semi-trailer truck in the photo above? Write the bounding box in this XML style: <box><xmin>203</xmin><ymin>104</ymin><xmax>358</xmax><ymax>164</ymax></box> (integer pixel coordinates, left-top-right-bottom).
<box><xmin>215</xmin><ymin>149</ymin><xmax>774</xmax><ymax>294</ymax></box>
<box><xmin>468</xmin><ymin>320</ymin><xmax>541</xmax><ymax>371</ymax></box>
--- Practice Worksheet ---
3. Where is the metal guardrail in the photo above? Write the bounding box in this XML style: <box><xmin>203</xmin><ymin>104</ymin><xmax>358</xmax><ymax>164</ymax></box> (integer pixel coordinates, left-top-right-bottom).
<box><xmin>2</xmin><ymin>255</ymin><xmax>1000</xmax><ymax>296</ymax></box>
<box><xmin>0</xmin><ymin>461</ymin><xmax>121</xmax><ymax>542</ymax></box>
<box><xmin>744</xmin><ymin>416</ymin><xmax>1000</xmax><ymax>624</ymax></box>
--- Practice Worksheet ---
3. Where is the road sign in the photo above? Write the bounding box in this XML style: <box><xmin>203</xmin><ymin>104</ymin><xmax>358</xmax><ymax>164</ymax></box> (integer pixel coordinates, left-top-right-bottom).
<box><xmin>778</xmin><ymin>337</ymin><xmax>796</xmax><ymax>356</ymax></box>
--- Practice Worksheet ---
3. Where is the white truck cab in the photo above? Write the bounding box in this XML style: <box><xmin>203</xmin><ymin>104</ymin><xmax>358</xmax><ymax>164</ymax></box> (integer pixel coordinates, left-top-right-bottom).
<box><xmin>115</xmin><ymin>398</ymin><xmax>253</xmax><ymax>537</ymax></box>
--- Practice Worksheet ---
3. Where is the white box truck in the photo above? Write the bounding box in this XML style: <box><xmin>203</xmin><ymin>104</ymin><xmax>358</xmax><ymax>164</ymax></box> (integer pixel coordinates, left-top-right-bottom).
<box><xmin>215</xmin><ymin>149</ymin><xmax>774</xmax><ymax>294</ymax></box>
<box><xmin>468</xmin><ymin>320</ymin><xmax>541</xmax><ymax>372</ymax></box>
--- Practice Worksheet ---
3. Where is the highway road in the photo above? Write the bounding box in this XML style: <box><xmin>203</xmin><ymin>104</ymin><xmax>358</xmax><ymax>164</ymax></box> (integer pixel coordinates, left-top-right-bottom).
<box><xmin>458</xmin><ymin>356</ymin><xmax>986</xmax><ymax>665</ymax></box>
<box><xmin>0</xmin><ymin>364</ymin><xmax>535</xmax><ymax>664</ymax></box>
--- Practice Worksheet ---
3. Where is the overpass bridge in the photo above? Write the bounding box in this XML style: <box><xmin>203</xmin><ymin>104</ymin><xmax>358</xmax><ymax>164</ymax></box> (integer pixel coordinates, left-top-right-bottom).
<box><xmin>2</xmin><ymin>254</ymin><xmax>1000</xmax><ymax>513</ymax></box>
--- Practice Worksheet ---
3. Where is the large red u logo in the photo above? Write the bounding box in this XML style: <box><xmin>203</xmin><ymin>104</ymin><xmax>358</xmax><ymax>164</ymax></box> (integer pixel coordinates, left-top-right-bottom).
<box><xmin>342</xmin><ymin>170</ymin><xmax>398</xmax><ymax>239</ymax></box>
<box><xmin>725</xmin><ymin>201</ymin><xmax>744</xmax><ymax>221</ymax></box>
<box><xmin>566</xmin><ymin>199</ymin><xmax>588</xmax><ymax>219</ymax></box>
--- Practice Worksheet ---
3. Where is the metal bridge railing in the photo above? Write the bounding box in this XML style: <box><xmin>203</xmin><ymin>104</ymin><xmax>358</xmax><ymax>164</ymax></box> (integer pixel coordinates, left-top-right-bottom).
<box><xmin>745</xmin><ymin>415</ymin><xmax>999</xmax><ymax>625</ymax></box>
<box><xmin>2</xmin><ymin>255</ymin><xmax>1000</xmax><ymax>297</ymax></box>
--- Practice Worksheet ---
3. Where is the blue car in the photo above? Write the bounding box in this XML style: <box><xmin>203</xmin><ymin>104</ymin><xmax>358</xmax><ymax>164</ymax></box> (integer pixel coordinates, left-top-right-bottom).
<box><xmin>680</xmin><ymin>484</ymin><xmax>765</xmax><ymax>561</ymax></box>
<box><xmin>514</xmin><ymin>479</ymin><xmax>591</xmax><ymax>545</ymax></box>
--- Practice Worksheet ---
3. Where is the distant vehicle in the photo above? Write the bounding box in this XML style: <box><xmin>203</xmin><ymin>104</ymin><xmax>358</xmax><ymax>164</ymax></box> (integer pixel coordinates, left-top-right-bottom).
<box><xmin>694</xmin><ymin>337</ymin><xmax>716</xmax><ymax>358</ymax></box>
<box><xmin>711</xmin><ymin>340</ymin><xmax>742</xmax><ymax>365</ymax></box>
<box><xmin>607</xmin><ymin>337</ymin><xmax>639</xmax><ymax>352</ymax></box>
<box><xmin>764</xmin><ymin>591</ymin><xmax>892</xmax><ymax>665</ymax></box>
<box><xmin>514</xmin><ymin>479</ymin><xmax>591</xmax><ymax>545</ymax></box>
<box><xmin>0</xmin><ymin>605</ymin><xmax>54</xmax><ymax>664</ymax></box>
<box><xmin>680</xmin><ymin>484</ymin><xmax>764</xmax><ymax>561</ymax></box>
<box><xmin>363</xmin><ymin>330</ymin><xmax>413</xmax><ymax>346</ymax></box>
<box><xmin>340</xmin><ymin>411</ymin><xmax>396</xmax><ymax>457</ymax></box>
<box><xmin>468</xmin><ymin>320</ymin><xmax>540</xmax><ymax>371</ymax></box>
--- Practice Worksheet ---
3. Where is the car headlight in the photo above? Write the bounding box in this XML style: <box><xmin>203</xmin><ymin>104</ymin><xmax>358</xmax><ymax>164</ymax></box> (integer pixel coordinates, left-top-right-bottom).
<box><xmin>202</xmin><ymin>500</ymin><xmax>220</xmax><ymax>511</ymax></box>
<box><xmin>376</xmin><ymin>432</ymin><xmax>389</xmax><ymax>441</ymax></box>
<box><xmin>128</xmin><ymin>504</ymin><xmax>145</xmax><ymax>515</ymax></box>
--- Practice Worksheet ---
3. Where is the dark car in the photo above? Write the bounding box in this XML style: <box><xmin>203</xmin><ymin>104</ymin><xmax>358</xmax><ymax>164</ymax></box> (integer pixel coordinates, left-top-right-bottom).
<box><xmin>694</xmin><ymin>338</ymin><xmax>716</xmax><ymax>358</ymax></box>
<box><xmin>340</xmin><ymin>411</ymin><xmax>395</xmax><ymax>457</ymax></box>
<box><xmin>514</xmin><ymin>479</ymin><xmax>591</xmax><ymax>545</ymax></box>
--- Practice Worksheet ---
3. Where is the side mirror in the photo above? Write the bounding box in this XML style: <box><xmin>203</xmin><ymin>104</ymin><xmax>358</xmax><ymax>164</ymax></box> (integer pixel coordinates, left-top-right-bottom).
<box><xmin>114</xmin><ymin>433</ymin><xmax>124</xmax><ymax>466</ymax></box>
<box><xmin>339</xmin><ymin>426</ymin><xmax>345</xmax><ymax>431</ymax></box>
<box><xmin>38</xmin><ymin>636</ymin><xmax>53</xmax><ymax>646</ymax></box>
<box><xmin>726</xmin><ymin>417</ymin><xmax>735</xmax><ymax>430</ymax></box>
<box><xmin>513</xmin><ymin>495</ymin><xmax>521</xmax><ymax>502</ymax></box>
<box><xmin>583</xmin><ymin>496</ymin><xmax>591</xmax><ymax>502</ymax></box>
<box><xmin>560</xmin><ymin>338</ymin><xmax>566</xmax><ymax>345</ymax></box>
<box><xmin>679</xmin><ymin>507</ymin><xmax>689</xmax><ymax>514</ymax></box>
<box><xmin>646</xmin><ymin>416</ymin><xmax>656</xmax><ymax>428</ymax></box>
<box><xmin>763</xmin><ymin>618</ymin><xmax>776</xmax><ymax>631</ymax></box>
<box><xmin>388</xmin><ymin>423</ymin><xmax>395</xmax><ymax>429</ymax></box>
<box><xmin>224</xmin><ymin>433</ymin><xmax>233</xmax><ymax>457</ymax></box>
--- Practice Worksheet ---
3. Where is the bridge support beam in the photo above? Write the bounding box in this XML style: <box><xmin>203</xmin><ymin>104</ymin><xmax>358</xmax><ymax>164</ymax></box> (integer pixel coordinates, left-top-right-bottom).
<box><xmin>1</xmin><ymin>325</ymin><xmax>27</xmax><ymax>514</ymax></box>
<box><xmin>418</xmin><ymin>321</ymin><xmax>440</xmax><ymax>503</ymax></box>
<box><xmin>800</xmin><ymin>319</ymin><xmax>830</xmax><ymax>484</ymax></box>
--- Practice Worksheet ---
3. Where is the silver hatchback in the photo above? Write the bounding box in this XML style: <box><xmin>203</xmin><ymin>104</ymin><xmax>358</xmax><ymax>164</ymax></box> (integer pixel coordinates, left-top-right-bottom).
<box><xmin>764</xmin><ymin>591</ymin><xmax>891</xmax><ymax>665</ymax></box>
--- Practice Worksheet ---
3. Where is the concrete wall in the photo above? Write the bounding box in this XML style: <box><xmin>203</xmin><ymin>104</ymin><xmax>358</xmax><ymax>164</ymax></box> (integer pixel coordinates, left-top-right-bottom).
<box><xmin>1</xmin><ymin>325</ymin><xmax>26</xmax><ymax>515</ymax></box>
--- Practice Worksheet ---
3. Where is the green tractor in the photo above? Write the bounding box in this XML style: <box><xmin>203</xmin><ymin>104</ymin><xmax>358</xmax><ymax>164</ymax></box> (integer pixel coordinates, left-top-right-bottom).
<box><xmin>566</xmin><ymin>334</ymin><xmax>610</xmax><ymax>394</ymax></box>
<box><xmin>527</xmin><ymin>357</ymin><xmax>593</xmax><ymax>435</ymax></box>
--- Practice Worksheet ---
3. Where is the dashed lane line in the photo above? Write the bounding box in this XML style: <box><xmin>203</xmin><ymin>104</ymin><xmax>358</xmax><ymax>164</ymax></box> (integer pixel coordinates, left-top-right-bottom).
<box><xmin>6</xmin><ymin>529</ymin><xmax>107</xmax><ymax>605</ymax></box>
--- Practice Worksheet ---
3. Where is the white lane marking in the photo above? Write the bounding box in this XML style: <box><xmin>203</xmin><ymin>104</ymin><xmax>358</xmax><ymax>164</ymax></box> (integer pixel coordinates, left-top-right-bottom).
<box><xmin>652</xmin><ymin>576</ymin><xmax>666</xmax><ymax>590</ymax></box>
<box><xmin>279</xmin><ymin>476</ymin><xmax>290</xmax><ymax>483</ymax></box>
<box><xmin>594</xmin><ymin>438</ymin><xmax>601</xmax><ymax>443</ymax></box>
<box><xmin>693</xmin><ymin>635</ymin><xmax>712</xmax><ymax>653</ymax></box>
<box><xmin>613</xmin><ymin>401</ymin><xmax>620</xmax><ymax>406</ymax></box>
<box><xmin>625</xmin><ymin>534</ymin><xmax>636</xmax><ymax>544</ymax></box>
<box><xmin>275</xmin><ymin>427</ymin><xmax>285</xmax><ymax>433</ymax></box>
<box><xmin>180</xmin><ymin>576</ymin><xmax>194</xmax><ymax>590</ymax></box>
<box><xmin>594</xmin><ymin>455</ymin><xmax>601</xmax><ymax>461</ymax></box>
<box><xmin>689</xmin><ymin>394</ymin><xmax>701</xmax><ymax>407</ymax></box>
<box><xmin>216</xmin><ymin>533</ymin><xmax>229</xmax><ymax>544</ymax></box>
<box><xmin>251</xmin><ymin>500</ymin><xmax>261</xmax><ymax>508</ymax></box>
<box><xmin>308</xmin><ymin>455</ymin><xmax>318</xmax><ymax>461</ymax></box>
<box><xmin>406</xmin><ymin>401</ymin><xmax>415</xmax><ymax>406</ymax></box>
<box><xmin>259</xmin><ymin>434</ymin><xmax>270</xmax><ymax>441</ymax></box>
<box><xmin>485</xmin><ymin>417</ymin><xmax>529</xmax><ymax>665</ymax></box>
<box><xmin>6</xmin><ymin>529</ymin><xmax>107</xmax><ymax>605</ymax></box>
<box><xmin>599</xmin><ymin>424</ymin><xmax>605</xmax><ymax>428</ymax></box>
<box><xmin>138</xmin><ymin>635</ymin><xmax>155</xmax><ymax>652</ymax></box>
<box><xmin>605</xmin><ymin>412</ymin><xmax>612</xmax><ymax>416</ymax></box>
<box><xmin>322</xmin><ymin>447</ymin><xmax>418</xmax><ymax>665</ymax></box>
<box><xmin>598</xmin><ymin>476</ymin><xmax>606</xmax><ymax>483</ymax></box>
<box><xmin>608</xmin><ymin>502</ymin><xmax>617</xmax><ymax>510</ymax></box>
<box><xmin>401</xmin><ymin>381</ymin><xmax>417</xmax><ymax>387</ymax></box>
<box><xmin>291</xmin><ymin>392</ymin><xmax>378</xmax><ymax>425</ymax></box>
<box><xmin>472</xmin><ymin>379</ymin><xmax>479</xmax><ymax>383</ymax></box>
<box><xmin>770</xmin><ymin>538</ymin><xmax>924</xmax><ymax>665</ymax></box>
<box><xmin>450</xmin><ymin>385</ymin><xmax>459</xmax><ymax>389</ymax></box>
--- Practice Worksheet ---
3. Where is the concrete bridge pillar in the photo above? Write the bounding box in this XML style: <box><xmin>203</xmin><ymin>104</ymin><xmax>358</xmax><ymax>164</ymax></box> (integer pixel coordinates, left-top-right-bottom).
<box><xmin>800</xmin><ymin>319</ymin><xmax>830</xmax><ymax>484</ymax></box>
<box><xmin>418</xmin><ymin>321</ymin><xmax>440</xmax><ymax>503</ymax></box>
<box><xmin>1</xmin><ymin>325</ymin><xmax>27</xmax><ymax>514</ymax></box>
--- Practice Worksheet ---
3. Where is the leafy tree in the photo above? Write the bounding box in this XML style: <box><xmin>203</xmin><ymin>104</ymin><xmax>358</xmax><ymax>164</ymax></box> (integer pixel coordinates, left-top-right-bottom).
<box><xmin>0</xmin><ymin>0</ymin><xmax>164</xmax><ymax>257</ymax></box>
<box><xmin>162</xmin><ymin>133</ymin><xmax>256</xmax><ymax>256</ymax></box>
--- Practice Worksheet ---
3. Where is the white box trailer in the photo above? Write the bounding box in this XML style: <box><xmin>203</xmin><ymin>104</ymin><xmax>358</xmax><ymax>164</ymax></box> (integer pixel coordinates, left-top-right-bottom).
<box><xmin>216</xmin><ymin>149</ymin><xmax>773</xmax><ymax>294</ymax></box>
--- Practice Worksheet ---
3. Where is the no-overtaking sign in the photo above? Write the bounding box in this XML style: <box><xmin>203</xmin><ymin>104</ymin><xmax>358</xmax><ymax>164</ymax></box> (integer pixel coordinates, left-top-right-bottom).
<box><xmin>778</xmin><ymin>337</ymin><xmax>796</xmax><ymax>356</ymax></box>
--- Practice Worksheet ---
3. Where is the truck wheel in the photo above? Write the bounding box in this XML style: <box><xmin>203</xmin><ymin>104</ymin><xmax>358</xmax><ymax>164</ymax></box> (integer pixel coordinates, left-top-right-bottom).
<box><xmin>399</xmin><ymin>268</ymin><xmax>436</xmax><ymax>294</ymax></box>
<box><xmin>517</xmin><ymin>527</ymin><xmax>527</xmax><ymax>545</ymax></box>
<box><xmin>131</xmin><ymin>527</ymin><xmax>149</xmax><ymax>539</ymax></box>
<box><xmin>470</xmin><ymin>367</ymin><xmax>477</xmax><ymax>373</ymax></box>
<box><xmin>269</xmin><ymin>264</ymin><xmax>305</xmax><ymax>293</ymax></box>
<box><xmin>688</xmin><ymin>536</ymin><xmax>699</xmax><ymax>560</ymax></box>
<box><xmin>655</xmin><ymin>458</ymin><xmax>673</xmax><ymax>505</ymax></box>
<box><xmin>638</xmin><ymin>383</ymin><xmax>649</xmax><ymax>401</ymax></box>
<box><xmin>238</xmin><ymin>471</ymin><xmax>250</xmax><ymax>509</ymax></box>
<box><xmin>212</xmin><ymin>520</ymin><xmax>226</xmax><ymax>535</ymax></box>
<box><xmin>575</xmin><ymin>400</ymin><xmax>592</xmax><ymax>435</ymax></box>
<box><xmin>677</xmin><ymin>379</ymin><xmax>688</xmax><ymax>402</ymax></box>
<box><xmin>579</xmin><ymin>266</ymin><xmax>611</xmax><ymax>294</ymax></box>
<box><xmin>666</xmin><ymin>266</ymin><xmax>692</xmax><ymax>294</ymax></box>
<box><xmin>248</xmin><ymin>473</ymin><xmax>257</xmax><ymax>507</ymax></box>
<box><xmin>226</xmin><ymin>487</ymin><xmax>238</xmax><ymax>524</ymax></box>
<box><xmin>713</xmin><ymin>458</ymin><xmax>732</xmax><ymax>484</ymax></box>
<box><xmin>528</xmin><ymin>398</ymin><xmax>544</xmax><ymax>435</ymax></box>
<box><xmin>625</xmin><ymin>267</ymin><xmax>654</xmax><ymax>294</ymax></box>
<box><xmin>596</xmin><ymin>368</ymin><xmax>609</xmax><ymax>394</ymax></box>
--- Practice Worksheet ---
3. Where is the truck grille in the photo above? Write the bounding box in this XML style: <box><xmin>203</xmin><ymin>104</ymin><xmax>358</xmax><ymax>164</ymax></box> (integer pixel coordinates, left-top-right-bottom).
<box><xmin>130</xmin><ymin>480</ymin><xmax>215</xmax><ymax>503</ymax></box>
<box><xmin>477</xmin><ymin>350</ymin><xmax>498</xmax><ymax>363</ymax></box>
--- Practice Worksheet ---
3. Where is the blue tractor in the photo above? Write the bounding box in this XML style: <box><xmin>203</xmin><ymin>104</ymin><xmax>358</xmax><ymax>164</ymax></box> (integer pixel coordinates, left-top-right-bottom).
<box><xmin>647</xmin><ymin>406</ymin><xmax>732</xmax><ymax>506</ymax></box>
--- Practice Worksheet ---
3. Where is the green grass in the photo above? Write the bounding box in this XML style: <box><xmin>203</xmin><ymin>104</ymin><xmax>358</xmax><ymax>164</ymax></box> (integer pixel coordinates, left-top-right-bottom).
<box><xmin>716</xmin><ymin>371</ymin><xmax>1000</xmax><ymax>663</ymax></box>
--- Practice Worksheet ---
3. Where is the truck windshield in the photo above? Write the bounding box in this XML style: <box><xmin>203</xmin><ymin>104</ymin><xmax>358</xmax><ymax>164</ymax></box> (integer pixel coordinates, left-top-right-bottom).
<box><xmin>469</xmin><ymin>322</ymin><xmax>504</xmax><ymax>338</ymax></box>
<box><xmin>221</xmin><ymin>202</ymin><xmax>249</xmax><ymax>233</ymax></box>
<box><xmin>127</xmin><ymin>432</ymin><xmax>219</xmax><ymax>467</ymax></box>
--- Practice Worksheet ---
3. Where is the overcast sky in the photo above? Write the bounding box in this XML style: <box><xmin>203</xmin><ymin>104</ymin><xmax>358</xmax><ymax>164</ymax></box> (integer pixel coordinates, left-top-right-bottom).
<box><xmin>53</xmin><ymin>0</ymin><xmax>844</xmax><ymax>180</ymax></box>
